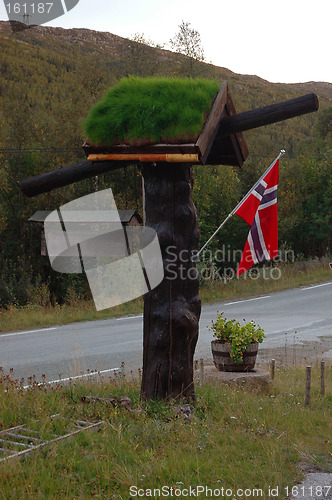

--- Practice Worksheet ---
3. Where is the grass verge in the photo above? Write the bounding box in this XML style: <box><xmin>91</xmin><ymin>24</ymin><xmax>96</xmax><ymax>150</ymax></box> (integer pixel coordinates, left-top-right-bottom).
<box><xmin>0</xmin><ymin>365</ymin><xmax>331</xmax><ymax>499</ymax></box>
<box><xmin>0</xmin><ymin>257</ymin><xmax>331</xmax><ymax>333</ymax></box>
<box><xmin>199</xmin><ymin>256</ymin><xmax>332</xmax><ymax>304</ymax></box>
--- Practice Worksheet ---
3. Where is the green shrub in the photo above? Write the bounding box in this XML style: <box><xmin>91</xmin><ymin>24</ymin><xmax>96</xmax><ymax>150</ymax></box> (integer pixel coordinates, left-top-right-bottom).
<box><xmin>0</xmin><ymin>260</ymin><xmax>32</xmax><ymax>308</ymax></box>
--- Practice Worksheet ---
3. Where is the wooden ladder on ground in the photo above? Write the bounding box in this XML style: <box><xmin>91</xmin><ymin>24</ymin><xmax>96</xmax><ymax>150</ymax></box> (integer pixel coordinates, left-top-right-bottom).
<box><xmin>0</xmin><ymin>418</ymin><xmax>102</xmax><ymax>462</ymax></box>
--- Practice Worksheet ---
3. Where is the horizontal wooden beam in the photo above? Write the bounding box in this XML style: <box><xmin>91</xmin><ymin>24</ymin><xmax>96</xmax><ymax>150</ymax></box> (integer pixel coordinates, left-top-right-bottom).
<box><xmin>87</xmin><ymin>153</ymin><xmax>200</xmax><ymax>163</ymax></box>
<box><xmin>218</xmin><ymin>93</ymin><xmax>319</xmax><ymax>136</ymax></box>
<box><xmin>20</xmin><ymin>155</ymin><xmax>199</xmax><ymax>197</ymax></box>
<box><xmin>19</xmin><ymin>92</ymin><xmax>319</xmax><ymax>198</ymax></box>
<box><xmin>20</xmin><ymin>160</ymin><xmax>123</xmax><ymax>198</ymax></box>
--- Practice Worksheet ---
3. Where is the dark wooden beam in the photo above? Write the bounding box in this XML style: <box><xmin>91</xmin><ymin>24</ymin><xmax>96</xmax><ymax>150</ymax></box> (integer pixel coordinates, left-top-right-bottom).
<box><xmin>20</xmin><ymin>160</ymin><xmax>125</xmax><ymax>198</ymax></box>
<box><xmin>218</xmin><ymin>93</ymin><xmax>319</xmax><ymax>136</ymax></box>
<box><xmin>83</xmin><ymin>142</ymin><xmax>198</xmax><ymax>156</ymax></box>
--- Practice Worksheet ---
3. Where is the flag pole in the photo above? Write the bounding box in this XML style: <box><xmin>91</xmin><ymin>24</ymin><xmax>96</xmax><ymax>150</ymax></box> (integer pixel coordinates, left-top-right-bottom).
<box><xmin>193</xmin><ymin>150</ymin><xmax>285</xmax><ymax>261</ymax></box>
<box><xmin>193</xmin><ymin>213</ymin><xmax>233</xmax><ymax>260</ymax></box>
<box><xmin>229</xmin><ymin>149</ymin><xmax>285</xmax><ymax>217</ymax></box>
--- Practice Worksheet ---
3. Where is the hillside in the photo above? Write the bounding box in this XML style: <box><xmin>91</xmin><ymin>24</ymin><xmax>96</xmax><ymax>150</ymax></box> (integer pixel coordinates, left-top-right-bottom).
<box><xmin>0</xmin><ymin>21</ymin><xmax>331</xmax><ymax>156</ymax></box>
<box><xmin>1</xmin><ymin>22</ymin><xmax>331</xmax><ymax>96</ymax></box>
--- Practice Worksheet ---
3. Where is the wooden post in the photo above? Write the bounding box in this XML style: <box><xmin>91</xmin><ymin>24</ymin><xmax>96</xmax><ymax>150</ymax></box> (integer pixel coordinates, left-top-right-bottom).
<box><xmin>121</xmin><ymin>361</ymin><xmax>126</xmax><ymax>381</ymax></box>
<box><xmin>270</xmin><ymin>359</ymin><xmax>275</xmax><ymax>380</ymax></box>
<box><xmin>140</xmin><ymin>163</ymin><xmax>201</xmax><ymax>401</ymax></box>
<box><xmin>305</xmin><ymin>366</ymin><xmax>311</xmax><ymax>407</ymax></box>
<box><xmin>199</xmin><ymin>358</ymin><xmax>204</xmax><ymax>386</ymax></box>
<box><xmin>321</xmin><ymin>360</ymin><xmax>325</xmax><ymax>397</ymax></box>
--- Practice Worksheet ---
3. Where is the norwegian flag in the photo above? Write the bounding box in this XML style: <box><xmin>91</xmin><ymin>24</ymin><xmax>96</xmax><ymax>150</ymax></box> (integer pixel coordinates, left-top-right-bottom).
<box><xmin>236</xmin><ymin>158</ymin><xmax>279</xmax><ymax>276</ymax></box>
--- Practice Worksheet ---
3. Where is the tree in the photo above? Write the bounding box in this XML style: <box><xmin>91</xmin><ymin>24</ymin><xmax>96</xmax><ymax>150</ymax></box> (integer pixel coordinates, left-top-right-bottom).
<box><xmin>169</xmin><ymin>21</ymin><xmax>205</xmax><ymax>76</ymax></box>
<box><xmin>131</xmin><ymin>33</ymin><xmax>164</xmax><ymax>50</ymax></box>
<box><xmin>316</xmin><ymin>106</ymin><xmax>332</xmax><ymax>138</ymax></box>
<box><xmin>122</xmin><ymin>33</ymin><xmax>164</xmax><ymax>77</ymax></box>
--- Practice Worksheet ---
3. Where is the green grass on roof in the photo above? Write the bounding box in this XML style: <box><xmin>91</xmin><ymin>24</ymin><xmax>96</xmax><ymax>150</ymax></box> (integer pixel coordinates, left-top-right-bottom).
<box><xmin>83</xmin><ymin>77</ymin><xmax>220</xmax><ymax>146</ymax></box>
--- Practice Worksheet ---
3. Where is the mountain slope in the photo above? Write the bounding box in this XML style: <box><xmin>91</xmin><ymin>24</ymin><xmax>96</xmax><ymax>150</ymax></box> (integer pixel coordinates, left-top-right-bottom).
<box><xmin>0</xmin><ymin>20</ymin><xmax>330</xmax><ymax>155</ymax></box>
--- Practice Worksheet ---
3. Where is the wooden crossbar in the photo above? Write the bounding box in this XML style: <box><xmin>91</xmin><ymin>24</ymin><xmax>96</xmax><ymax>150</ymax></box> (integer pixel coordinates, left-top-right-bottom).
<box><xmin>87</xmin><ymin>153</ymin><xmax>200</xmax><ymax>163</ymax></box>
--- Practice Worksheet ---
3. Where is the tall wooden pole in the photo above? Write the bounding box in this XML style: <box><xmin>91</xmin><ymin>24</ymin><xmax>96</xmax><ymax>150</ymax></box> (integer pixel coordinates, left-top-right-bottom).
<box><xmin>140</xmin><ymin>163</ymin><xmax>201</xmax><ymax>401</ymax></box>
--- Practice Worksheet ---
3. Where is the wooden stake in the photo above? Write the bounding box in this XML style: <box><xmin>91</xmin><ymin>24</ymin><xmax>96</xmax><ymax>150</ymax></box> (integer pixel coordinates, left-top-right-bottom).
<box><xmin>305</xmin><ymin>366</ymin><xmax>311</xmax><ymax>407</ymax></box>
<box><xmin>321</xmin><ymin>360</ymin><xmax>325</xmax><ymax>397</ymax></box>
<box><xmin>199</xmin><ymin>358</ymin><xmax>204</xmax><ymax>386</ymax></box>
<box><xmin>270</xmin><ymin>359</ymin><xmax>275</xmax><ymax>380</ymax></box>
<box><xmin>121</xmin><ymin>361</ymin><xmax>126</xmax><ymax>381</ymax></box>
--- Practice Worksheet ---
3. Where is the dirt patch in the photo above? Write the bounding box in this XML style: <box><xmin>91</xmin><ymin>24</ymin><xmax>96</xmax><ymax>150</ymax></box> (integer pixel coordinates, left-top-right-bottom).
<box><xmin>257</xmin><ymin>336</ymin><xmax>332</xmax><ymax>367</ymax></box>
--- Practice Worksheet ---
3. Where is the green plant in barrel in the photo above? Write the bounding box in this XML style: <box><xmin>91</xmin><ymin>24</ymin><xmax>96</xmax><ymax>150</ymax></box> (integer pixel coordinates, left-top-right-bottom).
<box><xmin>211</xmin><ymin>313</ymin><xmax>265</xmax><ymax>364</ymax></box>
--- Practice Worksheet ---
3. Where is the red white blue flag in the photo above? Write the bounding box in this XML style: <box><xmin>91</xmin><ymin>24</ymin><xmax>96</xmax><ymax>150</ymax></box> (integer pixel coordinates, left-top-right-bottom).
<box><xmin>235</xmin><ymin>157</ymin><xmax>279</xmax><ymax>276</ymax></box>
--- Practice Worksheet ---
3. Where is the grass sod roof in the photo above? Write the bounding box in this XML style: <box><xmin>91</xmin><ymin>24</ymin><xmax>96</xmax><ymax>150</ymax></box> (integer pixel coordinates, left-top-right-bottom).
<box><xmin>83</xmin><ymin>77</ymin><xmax>220</xmax><ymax>146</ymax></box>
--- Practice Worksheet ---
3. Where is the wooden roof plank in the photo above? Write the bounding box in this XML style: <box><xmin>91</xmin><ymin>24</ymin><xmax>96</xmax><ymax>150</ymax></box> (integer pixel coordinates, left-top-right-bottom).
<box><xmin>195</xmin><ymin>81</ymin><xmax>228</xmax><ymax>163</ymax></box>
<box><xmin>196</xmin><ymin>81</ymin><xmax>249</xmax><ymax>166</ymax></box>
<box><xmin>225</xmin><ymin>86</ymin><xmax>250</xmax><ymax>162</ymax></box>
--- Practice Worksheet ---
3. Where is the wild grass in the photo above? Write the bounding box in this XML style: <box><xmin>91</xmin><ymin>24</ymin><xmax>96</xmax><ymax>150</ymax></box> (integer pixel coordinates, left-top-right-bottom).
<box><xmin>0</xmin><ymin>257</ymin><xmax>330</xmax><ymax>333</ymax></box>
<box><xmin>0</xmin><ymin>296</ymin><xmax>143</xmax><ymax>333</ymax></box>
<box><xmin>83</xmin><ymin>76</ymin><xmax>220</xmax><ymax>145</ymax></box>
<box><xmin>0</xmin><ymin>365</ymin><xmax>331</xmax><ymax>499</ymax></box>
<box><xmin>200</xmin><ymin>256</ymin><xmax>332</xmax><ymax>304</ymax></box>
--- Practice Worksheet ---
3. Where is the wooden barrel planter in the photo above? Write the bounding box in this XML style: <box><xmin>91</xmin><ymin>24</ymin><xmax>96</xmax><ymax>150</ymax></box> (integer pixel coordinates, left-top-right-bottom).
<box><xmin>211</xmin><ymin>340</ymin><xmax>259</xmax><ymax>372</ymax></box>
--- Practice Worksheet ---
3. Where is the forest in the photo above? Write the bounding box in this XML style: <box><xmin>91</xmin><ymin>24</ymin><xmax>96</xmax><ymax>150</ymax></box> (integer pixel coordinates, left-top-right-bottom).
<box><xmin>0</xmin><ymin>21</ymin><xmax>331</xmax><ymax>309</ymax></box>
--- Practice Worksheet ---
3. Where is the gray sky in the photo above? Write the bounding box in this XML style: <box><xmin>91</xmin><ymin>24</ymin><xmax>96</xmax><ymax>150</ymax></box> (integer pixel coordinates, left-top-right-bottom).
<box><xmin>1</xmin><ymin>0</ymin><xmax>331</xmax><ymax>83</ymax></box>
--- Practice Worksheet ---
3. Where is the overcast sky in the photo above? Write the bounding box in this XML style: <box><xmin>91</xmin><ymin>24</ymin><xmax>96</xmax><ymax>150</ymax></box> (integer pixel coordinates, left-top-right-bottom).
<box><xmin>1</xmin><ymin>0</ymin><xmax>331</xmax><ymax>84</ymax></box>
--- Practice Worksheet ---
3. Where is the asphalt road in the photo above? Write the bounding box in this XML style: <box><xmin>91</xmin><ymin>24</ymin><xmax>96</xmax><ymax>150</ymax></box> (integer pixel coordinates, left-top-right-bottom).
<box><xmin>1</xmin><ymin>281</ymin><xmax>331</xmax><ymax>383</ymax></box>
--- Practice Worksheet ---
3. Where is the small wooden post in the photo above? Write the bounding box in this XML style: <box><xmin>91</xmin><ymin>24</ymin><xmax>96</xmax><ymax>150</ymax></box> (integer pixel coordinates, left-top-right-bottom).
<box><xmin>270</xmin><ymin>359</ymin><xmax>276</xmax><ymax>380</ymax></box>
<box><xmin>320</xmin><ymin>360</ymin><xmax>325</xmax><ymax>397</ymax></box>
<box><xmin>199</xmin><ymin>358</ymin><xmax>204</xmax><ymax>386</ymax></box>
<box><xmin>121</xmin><ymin>361</ymin><xmax>126</xmax><ymax>381</ymax></box>
<box><xmin>305</xmin><ymin>366</ymin><xmax>311</xmax><ymax>407</ymax></box>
